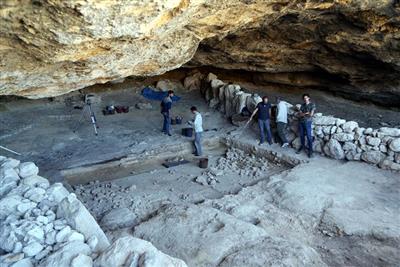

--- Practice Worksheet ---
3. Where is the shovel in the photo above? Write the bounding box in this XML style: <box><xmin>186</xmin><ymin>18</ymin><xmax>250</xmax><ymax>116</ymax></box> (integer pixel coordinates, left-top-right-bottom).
<box><xmin>236</xmin><ymin>119</ymin><xmax>253</xmax><ymax>137</ymax></box>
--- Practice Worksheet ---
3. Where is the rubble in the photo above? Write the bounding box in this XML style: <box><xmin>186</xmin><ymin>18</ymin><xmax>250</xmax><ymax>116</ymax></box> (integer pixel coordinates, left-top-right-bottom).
<box><xmin>0</xmin><ymin>157</ymin><xmax>187</xmax><ymax>267</ymax></box>
<box><xmin>194</xmin><ymin>148</ymin><xmax>274</xmax><ymax>187</ymax></box>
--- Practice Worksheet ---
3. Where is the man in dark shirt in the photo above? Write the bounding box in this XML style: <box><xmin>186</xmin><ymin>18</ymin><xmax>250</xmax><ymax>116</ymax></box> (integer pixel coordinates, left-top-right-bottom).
<box><xmin>296</xmin><ymin>93</ymin><xmax>316</xmax><ymax>158</ymax></box>
<box><xmin>161</xmin><ymin>90</ymin><xmax>174</xmax><ymax>136</ymax></box>
<box><xmin>249</xmin><ymin>96</ymin><xmax>272</xmax><ymax>145</ymax></box>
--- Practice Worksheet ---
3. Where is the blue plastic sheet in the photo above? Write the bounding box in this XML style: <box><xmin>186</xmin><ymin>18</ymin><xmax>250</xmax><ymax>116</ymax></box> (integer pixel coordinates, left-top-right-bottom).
<box><xmin>141</xmin><ymin>87</ymin><xmax>181</xmax><ymax>102</ymax></box>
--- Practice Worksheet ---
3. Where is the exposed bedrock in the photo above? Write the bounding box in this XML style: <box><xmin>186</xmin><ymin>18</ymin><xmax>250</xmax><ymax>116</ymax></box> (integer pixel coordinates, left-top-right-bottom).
<box><xmin>0</xmin><ymin>0</ymin><xmax>399</xmax><ymax>105</ymax></box>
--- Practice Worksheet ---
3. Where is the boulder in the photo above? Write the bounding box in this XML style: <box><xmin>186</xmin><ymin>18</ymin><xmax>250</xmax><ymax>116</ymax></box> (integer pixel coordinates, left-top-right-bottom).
<box><xmin>366</xmin><ymin>136</ymin><xmax>381</xmax><ymax>147</ymax></box>
<box><xmin>345</xmin><ymin>150</ymin><xmax>361</xmax><ymax>161</ymax></box>
<box><xmin>206</xmin><ymin>73</ymin><xmax>218</xmax><ymax>82</ymax></box>
<box><xmin>313</xmin><ymin>116</ymin><xmax>336</xmax><ymax>126</ymax></box>
<box><xmin>322</xmin><ymin>126</ymin><xmax>331</xmax><ymax>135</ymax></box>
<box><xmin>1</xmin><ymin>158</ymin><xmax>20</xmax><ymax>169</ymax></box>
<box><xmin>21</xmin><ymin>175</ymin><xmax>49</xmax><ymax>189</ymax></box>
<box><xmin>95</xmin><ymin>236</ymin><xmax>187</xmax><ymax>267</ymax></box>
<box><xmin>183</xmin><ymin>72</ymin><xmax>204</xmax><ymax>91</ymax></box>
<box><xmin>379</xmin><ymin>127</ymin><xmax>400</xmax><ymax>137</ymax></box>
<box><xmin>312</xmin><ymin>139</ymin><xmax>323</xmax><ymax>153</ymax></box>
<box><xmin>23</xmin><ymin>241</ymin><xmax>43</xmax><ymax>257</ymax></box>
<box><xmin>100</xmin><ymin>207</ymin><xmax>138</xmax><ymax>230</ymax></box>
<box><xmin>342</xmin><ymin>121</ymin><xmax>358</xmax><ymax>133</ymax></box>
<box><xmin>195</xmin><ymin>175</ymin><xmax>208</xmax><ymax>186</ymax></box>
<box><xmin>56</xmin><ymin>226</ymin><xmax>72</xmax><ymax>243</ymax></box>
<box><xmin>364</xmin><ymin>128</ymin><xmax>373</xmax><ymax>135</ymax></box>
<box><xmin>245</xmin><ymin>94</ymin><xmax>262</xmax><ymax>113</ymax></box>
<box><xmin>156</xmin><ymin>80</ymin><xmax>184</xmax><ymax>92</ymax></box>
<box><xmin>67</xmin><ymin>231</ymin><xmax>85</xmax><ymax>243</ymax></box>
<box><xmin>335</xmin><ymin>119</ymin><xmax>346</xmax><ymax>127</ymax></box>
<box><xmin>361</xmin><ymin>151</ymin><xmax>384</xmax><ymax>165</ymax></box>
<box><xmin>40</xmin><ymin>241</ymin><xmax>91</xmax><ymax>267</ymax></box>
<box><xmin>389</xmin><ymin>138</ymin><xmax>400</xmax><ymax>152</ymax></box>
<box><xmin>333</xmin><ymin>133</ymin><xmax>354</xmax><ymax>142</ymax></box>
<box><xmin>57</xmin><ymin>194</ymin><xmax>110</xmax><ymax>252</ymax></box>
<box><xmin>0</xmin><ymin>167</ymin><xmax>20</xmax><ymax>197</ymax></box>
<box><xmin>24</xmin><ymin>187</ymin><xmax>46</xmax><ymax>202</ymax></box>
<box><xmin>379</xmin><ymin>159</ymin><xmax>400</xmax><ymax>171</ymax></box>
<box><xmin>27</xmin><ymin>226</ymin><xmax>45</xmax><ymax>243</ymax></box>
<box><xmin>18</xmin><ymin>162</ymin><xmax>39</xmax><ymax>179</ymax></box>
<box><xmin>210</xmin><ymin>79</ymin><xmax>225</xmax><ymax>90</ymax></box>
<box><xmin>324</xmin><ymin>139</ymin><xmax>345</xmax><ymax>160</ymax></box>
<box><xmin>0</xmin><ymin>195</ymin><xmax>23</xmax><ymax>220</ymax></box>
<box><xmin>343</xmin><ymin>142</ymin><xmax>357</xmax><ymax>152</ymax></box>
<box><xmin>46</xmin><ymin>183</ymin><xmax>69</xmax><ymax>204</ymax></box>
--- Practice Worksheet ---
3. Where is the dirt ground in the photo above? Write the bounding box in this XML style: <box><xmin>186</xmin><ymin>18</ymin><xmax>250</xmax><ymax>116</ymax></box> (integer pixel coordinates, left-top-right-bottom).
<box><xmin>1</xmin><ymin>80</ymin><xmax>399</xmax><ymax>267</ymax></box>
<box><xmin>0</xmin><ymin>84</ymin><xmax>230</xmax><ymax>180</ymax></box>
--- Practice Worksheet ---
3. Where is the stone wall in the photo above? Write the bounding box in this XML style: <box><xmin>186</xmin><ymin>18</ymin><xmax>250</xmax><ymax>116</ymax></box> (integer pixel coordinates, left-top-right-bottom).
<box><xmin>201</xmin><ymin>73</ymin><xmax>400</xmax><ymax>172</ymax></box>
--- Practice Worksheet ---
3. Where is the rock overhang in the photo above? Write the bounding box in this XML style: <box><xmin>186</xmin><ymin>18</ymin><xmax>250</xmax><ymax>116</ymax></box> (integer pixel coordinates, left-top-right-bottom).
<box><xmin>0</xmin><ymin>0</ymin><xmax>399</xmax><ymax>106</ymax></box>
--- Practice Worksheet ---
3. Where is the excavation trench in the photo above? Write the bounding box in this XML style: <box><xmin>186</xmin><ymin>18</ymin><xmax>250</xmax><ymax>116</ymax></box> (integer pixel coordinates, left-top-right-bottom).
<box><xmin>68</xmin><ymin>138</ymin><xmax>294</xmax><ymax>223</ymax></box>
<box><xmin>61</xmin><ymin>137</ymin><xmax>297</xmax><ymax>185</ymax></box>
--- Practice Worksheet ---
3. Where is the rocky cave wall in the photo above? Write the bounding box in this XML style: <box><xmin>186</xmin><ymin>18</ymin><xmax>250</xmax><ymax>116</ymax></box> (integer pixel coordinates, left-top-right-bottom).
<box><xmin>0</xmin><ymin>0</ymin><xmax>399</xmax><ymax>106</ymax></box>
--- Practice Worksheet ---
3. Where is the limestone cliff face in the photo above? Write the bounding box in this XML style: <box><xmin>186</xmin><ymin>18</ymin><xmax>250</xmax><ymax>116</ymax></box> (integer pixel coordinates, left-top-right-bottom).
<box><xmin>0</xmin><ymin>1</ymin><xmax>399</xmax><ymax>104</ymax></box>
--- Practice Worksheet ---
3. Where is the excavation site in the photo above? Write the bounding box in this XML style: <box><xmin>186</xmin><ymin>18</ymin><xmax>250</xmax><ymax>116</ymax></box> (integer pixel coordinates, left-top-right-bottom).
<box><xmin>0</xmin><ymin>1</ymin><xmax>400</xmax><ymax>267</ymax></box>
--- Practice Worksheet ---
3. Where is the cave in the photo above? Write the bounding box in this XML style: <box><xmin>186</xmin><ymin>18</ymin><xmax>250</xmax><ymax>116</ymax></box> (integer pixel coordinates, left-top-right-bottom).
<box><xmin>0</xmin><ymin>1</ymin><xmax>400</xmax><ymax>267</ymax></box>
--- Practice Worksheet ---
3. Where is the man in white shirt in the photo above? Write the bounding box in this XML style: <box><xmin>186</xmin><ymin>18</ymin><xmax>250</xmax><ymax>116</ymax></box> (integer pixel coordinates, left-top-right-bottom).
<box><xmin>188</xmin><ymin>106</ymin><xmax>203</xmax><ymax>156</ymax></box>
<box><xmin>276</xmin><ymin>97</ymin><xmax>289</xmax><ymax>148</ymax></box>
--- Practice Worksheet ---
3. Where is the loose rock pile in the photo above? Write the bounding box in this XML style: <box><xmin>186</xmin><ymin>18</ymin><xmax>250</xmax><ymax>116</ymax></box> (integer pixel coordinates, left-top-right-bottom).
<box><xmin>73</xmin><ymin>180</ymin><xmax>136</xmax><ymax>222</ymax></box>
<box><xmin>0</xmin><ymin>157</ymin><xmax>187</xmax><ymax>267</ymax></box>
<box><xmin>195</xmin><ymin>148</ymin><xmax>274</xmax><ymax>186</ymax></box>
<box><xmin>201</xmin><ymin>73</ymin><xmax>400</xmax><ymax>171</ymax></box>
<box><xmin>0</xmin><ymin>156</ymin><xmax>102</xmax><ymax>267</ymax></box>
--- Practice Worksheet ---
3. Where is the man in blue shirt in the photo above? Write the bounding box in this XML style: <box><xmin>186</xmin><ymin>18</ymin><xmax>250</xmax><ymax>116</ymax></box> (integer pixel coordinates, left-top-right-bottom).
<box><xmin>161</xmin><ymin>90</ymin><xmax>174</xmax><ymax>136</ymax></box>
<box><xmin>249</xmin><ymin>96</ymin><xmax>272</xmax><ymax>145</ymax></box>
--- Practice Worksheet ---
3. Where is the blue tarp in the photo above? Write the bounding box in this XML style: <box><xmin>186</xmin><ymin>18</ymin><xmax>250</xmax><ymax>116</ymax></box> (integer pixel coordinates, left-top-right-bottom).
<box><xmin>141</xmin><ymin>87</ymin><xmax>181</xmax><ymax>102</ymax></box>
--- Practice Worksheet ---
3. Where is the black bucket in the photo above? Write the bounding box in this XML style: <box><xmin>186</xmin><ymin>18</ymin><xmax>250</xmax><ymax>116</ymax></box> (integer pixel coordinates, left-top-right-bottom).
<box><xmin>182</xmin><ymin>128</ymin><xmax>193</xmax><ymax>137</ymax></box>
<box><xmin>199</xmin><ymin>158</ymin><xmax>208</xmax><ymax>169</ymax></box>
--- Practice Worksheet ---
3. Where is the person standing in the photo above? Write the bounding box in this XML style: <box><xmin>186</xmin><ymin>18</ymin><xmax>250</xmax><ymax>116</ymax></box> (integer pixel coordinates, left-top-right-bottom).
<box><xmin>188</xmin><ymin>106</ymin><xmax>203</xmax><ymax>156</ymax></box>
<box><xmin>161</xmin><ymin>90</ymin><xmax>174</xmax><ymax>136</ymax></box>
<box><xmin>276</xmin><ymin>97</ymin><xmax>289</xmax><ymax>148</ymax></box>
<box><xmin>296</xmin><ymin>93</ymin><xmax>316</xmax><ymax>158</ymax></box>
<box><xmin>249</xmin><ymin>96</ymin><xmax>272</xmax><ymax>145</ymax></box>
